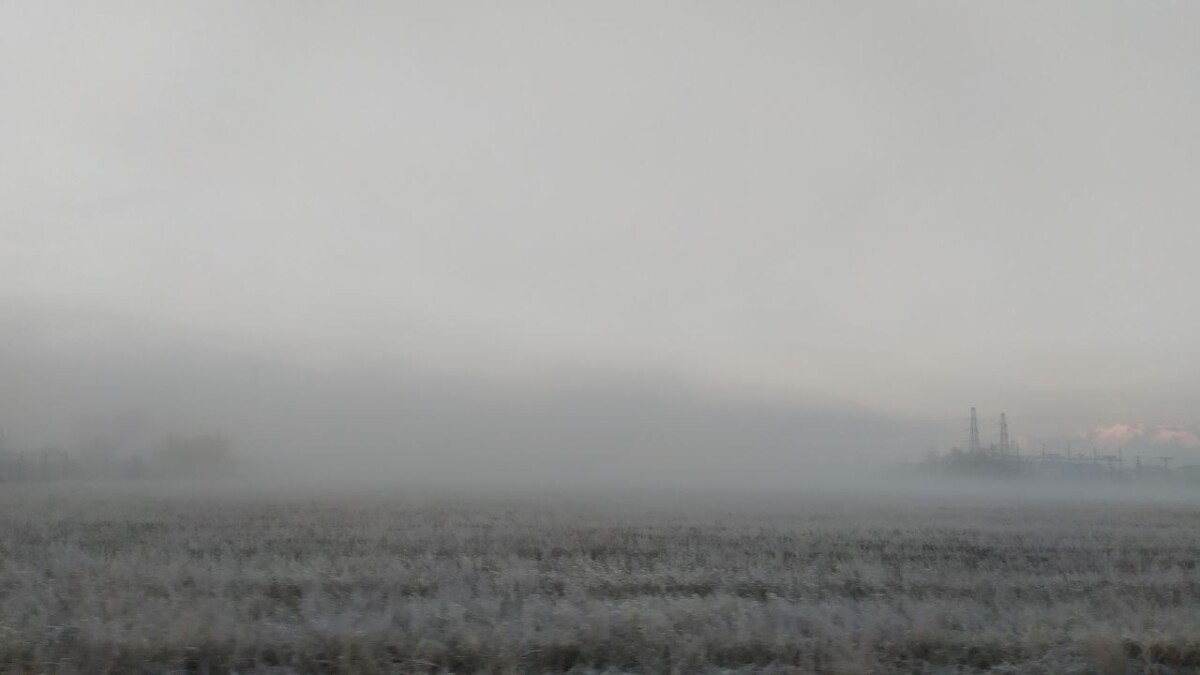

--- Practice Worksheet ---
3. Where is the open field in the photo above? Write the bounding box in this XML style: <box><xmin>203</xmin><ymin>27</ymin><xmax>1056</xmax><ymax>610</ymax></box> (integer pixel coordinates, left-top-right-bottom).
<box><xmin>1</xmin><ymin>483</ymin><xmax>1199</xmax><ymax>674</ymax></box>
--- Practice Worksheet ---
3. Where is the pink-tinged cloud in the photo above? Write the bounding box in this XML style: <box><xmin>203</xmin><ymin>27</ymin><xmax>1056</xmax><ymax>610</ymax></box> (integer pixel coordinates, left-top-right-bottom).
<box><xmin>1151</xmin><ymin>427</ymin><xmax>1200</xmax><ymax>448</ymax></box>
<box><xmin>1087</xmin><ymin>423</ymin><xmax>1200</xmax><ymax>449</ymax></box>
<box><xmin>1090</xmin><ymin>423</ymin><xmax>1144</xmax><ymax>448</ymax></box>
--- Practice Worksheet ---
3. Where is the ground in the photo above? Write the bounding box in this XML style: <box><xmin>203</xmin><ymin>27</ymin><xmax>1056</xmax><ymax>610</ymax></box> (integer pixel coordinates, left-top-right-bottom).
<box><xmin>1</xmin><ymin>482</ymin><xmax>1198</xmax><ymax>674</ymax></box>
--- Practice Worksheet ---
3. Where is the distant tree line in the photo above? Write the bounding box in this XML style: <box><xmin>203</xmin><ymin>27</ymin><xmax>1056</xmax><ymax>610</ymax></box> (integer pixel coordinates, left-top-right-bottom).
<box><xmin>0</xmin><ymin>430</ymin><xmax>235</xmax><ymax>482</ymax></box>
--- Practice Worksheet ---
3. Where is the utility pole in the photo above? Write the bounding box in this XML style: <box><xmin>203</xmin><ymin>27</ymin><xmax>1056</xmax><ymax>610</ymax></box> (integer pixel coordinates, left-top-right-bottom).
<box><xmin>969</xmin><ymin>407</ymin><xmax>981</xmax><ymax>454</ymax></box>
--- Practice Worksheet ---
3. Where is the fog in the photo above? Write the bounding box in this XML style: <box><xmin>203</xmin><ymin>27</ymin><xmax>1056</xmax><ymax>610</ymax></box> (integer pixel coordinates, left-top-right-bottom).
<box><xmin>4</xmin><ymin>2</ymin><xmax>1200</xmax><ymax>490</ymax></box>
<box><xmin>1</xmin><ymin>301</ymin><xmax>938</xmax><ymax>489</ymax></box>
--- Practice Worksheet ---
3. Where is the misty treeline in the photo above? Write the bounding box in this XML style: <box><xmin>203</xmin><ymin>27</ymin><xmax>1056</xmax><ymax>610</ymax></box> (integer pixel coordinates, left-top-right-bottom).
<box><xmin>0</xmin><ymin>310</ymin><xmax>933</xmax><ymax>489</ymax></box>
<box><xmin>0</xmin><ymin>427</ymin><xmax>234</xmax><ymax>482</ymax></box>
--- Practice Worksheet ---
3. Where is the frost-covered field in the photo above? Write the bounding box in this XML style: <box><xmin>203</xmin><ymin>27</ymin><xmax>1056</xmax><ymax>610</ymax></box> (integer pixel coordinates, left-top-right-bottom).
<box><xmin>1</xmin><ymin>483</ymin><xmax>1199</xmax><ymax>674</ymax></box>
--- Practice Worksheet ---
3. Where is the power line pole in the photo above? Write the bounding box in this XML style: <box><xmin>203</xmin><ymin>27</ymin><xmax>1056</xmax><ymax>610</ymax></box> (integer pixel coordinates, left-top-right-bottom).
<box><xmin>969</xmin><ymin>407</ymin><xmax>981</xmax><ymax>454</ymax></box>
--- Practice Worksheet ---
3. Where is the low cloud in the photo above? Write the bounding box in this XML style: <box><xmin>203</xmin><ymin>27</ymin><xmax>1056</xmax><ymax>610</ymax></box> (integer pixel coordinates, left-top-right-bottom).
<box><xmin>0</xmin><ymin>303</ymin><xmax>934</xmax><ymax>490</ymax></box>
<box><xmin>1090</xmin><ymin>423</ymin><xmax>1144</xmax><ymax>448</ymax></box>
<box><xmin>1151</xmin><ymin>426</ymin><xmax>1200</xmax><ymax>448</ymax></box>
<box><xmin>1088</xmin><ymin>423</ymin><xmax>1200</xmax><ymax>449</ymax></box>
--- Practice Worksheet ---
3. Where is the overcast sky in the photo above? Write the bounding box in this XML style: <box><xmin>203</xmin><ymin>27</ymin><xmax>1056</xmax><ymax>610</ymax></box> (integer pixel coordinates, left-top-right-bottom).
<box><xmin>3</xmin><ymin>2</ymin><xmax>1200</xmax><ymax>467</ymax></box>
